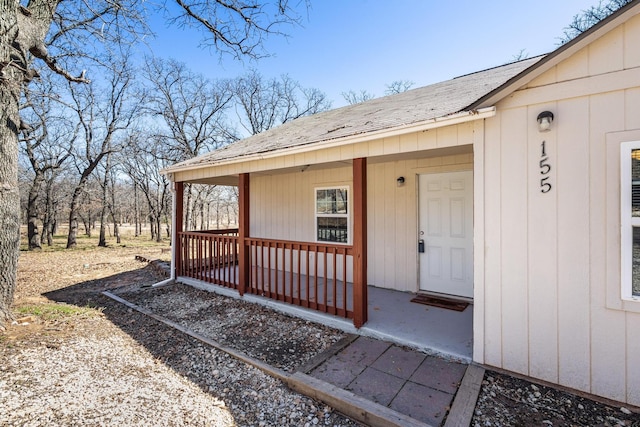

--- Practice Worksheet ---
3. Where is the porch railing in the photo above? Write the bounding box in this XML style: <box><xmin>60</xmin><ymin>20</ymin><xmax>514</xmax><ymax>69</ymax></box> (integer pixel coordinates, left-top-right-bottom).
<box><xmin>176</xmin><ymin>230</ymin><xmax>354</xmax><ymax>319</ymax></box>
<box><xmin>246</xmin><ymin>237</ymin><xmax>354</xmax><ymax>319</ymax></box>
<box><xmin>177</xmin><ymin>230</ymin><xmax>239</xmax><ymax>288</ymax></box>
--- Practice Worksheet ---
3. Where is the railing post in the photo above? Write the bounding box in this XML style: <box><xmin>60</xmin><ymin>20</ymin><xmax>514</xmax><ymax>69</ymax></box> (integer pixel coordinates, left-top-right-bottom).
<box><xmin>353</xmin><ymin>158</ymin><xmax>368</xmax><ymax>328</ymax></box>
<box><xmin>174</xmin><ymin>181</ymin><xmax>184</xmax><ymax>278</ymax></box>
<box><xmin>238</xmin><ymin>173</ymin><xmax>250</xmax><ymax>295</ymax></box>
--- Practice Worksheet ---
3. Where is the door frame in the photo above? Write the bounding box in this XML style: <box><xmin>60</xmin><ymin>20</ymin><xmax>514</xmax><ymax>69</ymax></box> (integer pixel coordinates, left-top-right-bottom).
<box><xmin>416</xmin><ymin>169</ymin><xmax>474</xmax><ymax>300</ymax></box>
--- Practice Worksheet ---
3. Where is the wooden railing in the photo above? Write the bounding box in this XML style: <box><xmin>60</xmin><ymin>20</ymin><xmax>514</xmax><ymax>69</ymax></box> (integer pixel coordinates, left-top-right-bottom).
<box><xmin>177</xmin><ymin>230</ymin><xmax>354</xmax><ymax>319</ymax></box>
<box><xmin>245</xmin><ymin>237</ymin><xmax>354</xmax><ymax>319</ymax></box>
<box><xmin>177</xmin><ymin>230</ymin><xmax>239</xmax><ymax>289</ymax></box>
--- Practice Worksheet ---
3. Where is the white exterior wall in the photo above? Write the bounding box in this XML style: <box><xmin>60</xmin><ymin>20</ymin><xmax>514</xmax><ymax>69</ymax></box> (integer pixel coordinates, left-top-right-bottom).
<box><xmin>478</xmin><ymin>14</ymin><xmax>640</xmax><ymax>405</ymax></box>
<box><xmin>249</xmin><ymin>123</ymin><xmax>475</xmax><ymax>292</ymax></box>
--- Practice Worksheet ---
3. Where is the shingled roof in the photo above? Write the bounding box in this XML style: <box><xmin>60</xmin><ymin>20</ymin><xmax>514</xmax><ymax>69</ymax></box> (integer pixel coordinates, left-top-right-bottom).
<box><xmin>165</xmin><ymin>56</ymin><xmax>543</xmax><ymax>172</ymax></box>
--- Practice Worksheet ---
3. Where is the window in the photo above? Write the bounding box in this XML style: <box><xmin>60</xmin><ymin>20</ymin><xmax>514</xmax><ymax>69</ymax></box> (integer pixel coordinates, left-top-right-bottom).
<box><xmin>315</xmin><ymin>187</ymin><xmax>349</xmax><ymax>244</ymax></box>
<box><xmin>620</xmin><ymin>141</ymin><xmax>640</xmax><ymax>301</ymax></box>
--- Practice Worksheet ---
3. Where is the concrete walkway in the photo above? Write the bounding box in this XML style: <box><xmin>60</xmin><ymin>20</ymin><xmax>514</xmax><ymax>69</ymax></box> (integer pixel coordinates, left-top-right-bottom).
<box><xmin>304</xmin><ymin>336</ymin><xmax>468</xmax><ymax>426</ymax></box>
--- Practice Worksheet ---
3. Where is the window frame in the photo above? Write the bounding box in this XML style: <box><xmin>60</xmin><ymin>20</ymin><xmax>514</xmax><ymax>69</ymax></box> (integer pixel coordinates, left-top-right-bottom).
<box><xmin>620</xmin><ymin>140</ymin><xmax>640</xmax><ymax>302</ymax></box>
<box><xmin>314</xmin><ymin>186</ymin><xmax>350</xmax><ymax>245</ymax></box>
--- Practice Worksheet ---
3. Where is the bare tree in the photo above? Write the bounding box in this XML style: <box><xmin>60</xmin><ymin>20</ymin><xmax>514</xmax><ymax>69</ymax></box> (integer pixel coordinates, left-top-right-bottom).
<box><xmin>167</xmin><ymin>0</ymin><xmax>307</xmax><ymax>59</ymax></box>
<box><xmin>233</xmin><ymin>69</ymin><xmax>331</xmax><ymax>135</ymax></box>
<box><xmin>385</xmin><ymin>80</ymin><xmax>415</xmax><ymax>95</ymax></box>
<box><xmin>97</xmin><ymin>151</ymin><xmax>112</xmax><ymax>247</ymax></box>
<box><xmin>108</xmin><ymin>161</ymin><xmax>123</xmax><ymax>244</ymax></box>
<box><xmin>123</xmin><ymin>134</ymin><xmax>171</xmax><ymax>243</ymax></box>
<box><xmin>20</xmin><ymin>80</ymin><xmax>74</xmax><ymax>250</ymax></box>
<box><xmin>561</xmin><ymin>0</ymin><xmax>633</xmax><ymax>43</ymax></box>
<box><xmin>143</xmin><ymin>57</ymin><xmax>236</xmax><ymax>161</ymax></box>
<box><xmin>65</xmin><ymin>58</ymin><xmax>141</xmax><ymax>248</ymax></box>
<box><xmin>341</xmin><ymin>89</ymin><xmax>375</xmax><ymax>105</ymax></box>
<box><xmin>143</xmin><ymin>57</ymin><xmax>237</xmax><ymax>228</ymax></box>
<box><xmin>510</xmin><ymin>49</ymin><xmax>530</xmax><ymax>62</ymax></box>
<box><xmin>0</xmin><ymin>0</ymin><xmax>308</xmax><ymax>329</ymax></box>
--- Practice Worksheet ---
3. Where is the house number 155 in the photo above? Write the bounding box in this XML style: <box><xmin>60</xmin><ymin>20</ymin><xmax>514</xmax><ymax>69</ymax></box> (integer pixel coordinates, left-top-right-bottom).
<box><xmin>540</xmin><ymin>141</ymin><xmax>552</xmax><ymax>193</ymax></box>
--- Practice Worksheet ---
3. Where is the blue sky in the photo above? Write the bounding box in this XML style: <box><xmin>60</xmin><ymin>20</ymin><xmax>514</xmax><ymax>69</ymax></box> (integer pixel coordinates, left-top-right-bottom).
<box><xmin>146</xmin><ymin>1</ymin><xmax>600</xmax><ymax>107</ymax></box>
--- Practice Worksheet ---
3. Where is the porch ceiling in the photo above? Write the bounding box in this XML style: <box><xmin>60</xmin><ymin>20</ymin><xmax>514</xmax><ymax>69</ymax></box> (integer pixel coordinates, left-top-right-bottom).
<box><xmin>184</xmin><ymin>160</ymin><xmax>354</xmax><ymax>186</ymax></box>
<box><xmin>367</xmin><ymin>144</ymin><xmax>473</xmax><ymax>165</ymax></box>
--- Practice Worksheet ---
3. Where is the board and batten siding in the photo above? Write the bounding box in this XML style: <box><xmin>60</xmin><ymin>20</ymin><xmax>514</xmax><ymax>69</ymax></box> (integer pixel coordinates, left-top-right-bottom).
<box><xmin>249</xmin><ymin>124</ymin><xmax>475</xmax><ymax>292</ymax></box>
<box><xmin>479</xmin><ymin>12</ymin><xmax>640</xmax><ymax>406</ymax></box>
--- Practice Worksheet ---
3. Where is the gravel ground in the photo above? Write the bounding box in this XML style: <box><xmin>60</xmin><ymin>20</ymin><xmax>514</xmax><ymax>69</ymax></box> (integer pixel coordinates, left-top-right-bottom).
<box><xmin>118</xmin><ymin>283</ymin><xmax>346</xmax><ymax>373</ymax></box>
<box><xmin>1</xmin><ymin>248</ymin><xmax>359</xmax><ymax>427</ymax></box>
<box><xmin>472</xmin><ymin>372</ymin><xmax>640</xmax><ymax>427</ymax></box>
<box><xmin>3</xmin><ymin>248</ymin><xmax>640</xmax><ymax>426</ymax></box>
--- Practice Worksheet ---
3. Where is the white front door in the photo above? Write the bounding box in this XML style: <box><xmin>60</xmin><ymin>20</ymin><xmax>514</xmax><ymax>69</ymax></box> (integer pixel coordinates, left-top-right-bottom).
<box><xmin>418</xmin><ymin>171</ymin><xmax>473</xmax><ymax>298</ymax></box>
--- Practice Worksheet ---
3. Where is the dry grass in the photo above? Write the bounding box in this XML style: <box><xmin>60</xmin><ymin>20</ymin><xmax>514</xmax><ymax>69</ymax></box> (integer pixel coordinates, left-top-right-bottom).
<box><xmin>19</xmin><ymin>225</ymin><xmax>172</xmax><ymax>257</ymax></box>
<box><xmin>6</xmin><ymin>232</ymin><xmax>169</xmax><ymax>342</ymax></box>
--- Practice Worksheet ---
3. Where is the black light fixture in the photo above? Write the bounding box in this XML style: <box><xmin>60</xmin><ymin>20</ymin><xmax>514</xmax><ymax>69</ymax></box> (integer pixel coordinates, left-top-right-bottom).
<box><xmin>396</xmin><ymin>176</ymin><xmax>405</xmax><ymax>187</ymax></box>
<box><xmin>537</xmin><ymin>111</ymin><xmax>554</xmax><ymax>132</ymax></box>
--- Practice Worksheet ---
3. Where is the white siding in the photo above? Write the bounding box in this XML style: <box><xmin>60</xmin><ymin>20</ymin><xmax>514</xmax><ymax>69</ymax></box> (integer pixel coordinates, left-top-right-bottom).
<box><xmin>480</xmin><ymin>14</ymin><xmax>640</xmax><ymax>405</ymax></box>
<box><xmin>249</xmin><ymin>124</ymin><xmax>475</xmax><ymax>293</ymax></box>
<box><xmin>556</xmin><ymin>98</ymin><xmax>591</xmax><ymax>392</ymax></box>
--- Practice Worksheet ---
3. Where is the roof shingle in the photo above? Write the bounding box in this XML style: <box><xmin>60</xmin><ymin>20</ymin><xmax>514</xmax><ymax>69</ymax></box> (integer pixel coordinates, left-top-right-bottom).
<box><xmin>168</xmin><ymin>56</ymin><xmax>542</xmax><ymax>171</ymax></box>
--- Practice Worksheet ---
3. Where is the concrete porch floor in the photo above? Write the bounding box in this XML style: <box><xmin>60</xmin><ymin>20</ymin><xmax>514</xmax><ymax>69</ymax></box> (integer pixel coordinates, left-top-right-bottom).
<box><xmin>180</xmin><ymin>276</ymin><xmax>473</xmax><ymax>361</ymax></box>
<box><xmin>364</xmin><ymin>286</ymin><xmax>473</xmax><ymax>361</ymax></box>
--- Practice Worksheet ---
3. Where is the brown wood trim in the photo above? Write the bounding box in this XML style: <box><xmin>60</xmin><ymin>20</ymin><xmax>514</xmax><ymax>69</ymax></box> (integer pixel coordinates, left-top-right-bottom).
<box><xmin>181</xmin><ymin>230</ymin><xmax>238</xmax><ymax>237</ymax></box>
<box><xmin>238</xmin><ymin>173</ymin><xmax>250</xmax><ymax>296</ymax></box>
<box><xmin>243</xmin><ymin>237</ymin><xmax>354</xmax><ymax>255</ymax></box>
<box><xmin>175</xmin><ymin>181</ymin><xmax>184</xmax><ymax>278</ymax></box>
<box><xmin>198</xmin><ymin>228</ymin><xmax>239</xmax><ymax>235</ymax></box>
<box><xmin>352</xmin><ymin>157</ymin><xmax>368</xmax><ymax>328</ymax></box>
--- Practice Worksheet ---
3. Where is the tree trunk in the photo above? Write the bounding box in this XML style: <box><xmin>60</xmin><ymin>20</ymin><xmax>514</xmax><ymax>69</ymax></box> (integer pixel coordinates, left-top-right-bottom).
<box><xmin>83</xmin><ymin>214</ymin><xmax>91</xmax><ymax>237</ymax></box>
<box><xmin>155</xmin><ymin>216</ymin><xmax>162</xmax><ymax>243</ymax></box>
<box><xmin>114</xmin><ymin>220</ymin><xmax>120</xmax><ymax>244</ymax></box>
<box><xmin>98</xmin><ymin>216</ymin><xmax>107</xmax><ymax>246</ymax></box>
<box><xmin>149</xmin><ymin>214</ymin><xmax>157</xmax><ymax>241</ymax></box>
<box><xmin>216</xmin><ymin>198</ymin><xmax>221</xmax><ymax>229</ymax></box>
<box><xmin>199</xmin><ymin>200</ymin><xmax>205</xmax><ymax>230</ymax></box>
<box><xmin>133</xmin><ymin>183</ymin><xmax>140</xmax><ymax>237</ymax></box>
<box><xmin>0</xmin><ymin>1</ymin><xmax>23</xmax><ymax>328</ymax></box>
<box><xmin>98</xmin><ymin>155</ymin><xmax>110</xmax><ymax>247</ymax></box>
<box><xmin>185</xmin><ymin>184</ymin><xmax>192</xmax><ymax>232</ymax></box>
<box><xmin>27</xmin><ymin>170</ymin><xmax>44</xmax><ymax>250</ymax></box>
<box><xmin>67</xmin><ymin>185</ymin><xmax>84</xmax><ymax>248</ymax></box>
<box><xmin>41</xmin><ymin>185</ymin><xmax>50</xmax><ymax>246</ymax></box>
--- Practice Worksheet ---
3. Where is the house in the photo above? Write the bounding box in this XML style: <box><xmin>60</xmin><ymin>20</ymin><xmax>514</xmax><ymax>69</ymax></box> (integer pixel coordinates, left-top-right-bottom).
<box><xmin>162</xmin><ymin>1</ymin><xmax>640</xmax><ymax>407</ymax></box>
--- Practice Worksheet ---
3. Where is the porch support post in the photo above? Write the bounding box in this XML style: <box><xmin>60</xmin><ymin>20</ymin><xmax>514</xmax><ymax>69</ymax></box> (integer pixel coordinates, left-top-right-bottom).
<box><xmin>353</xmin><ymin>157</ymin><xmax>368</xmax><ymax>328</ymax></box>
<box><xmin>174</xmin><ymin>181</ymin><xmax>184</xmax><ymax>278</ymax></box>
<box><xmin>238</xmin><ymin>173</ymin><xmax>250</xmax><ymax>296</ymax></box>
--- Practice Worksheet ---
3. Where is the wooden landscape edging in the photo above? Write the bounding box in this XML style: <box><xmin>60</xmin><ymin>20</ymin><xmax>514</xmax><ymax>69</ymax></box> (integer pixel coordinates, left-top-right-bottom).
<box><xmin>444</xmin><ymin>364</ymin><xmax>485</xmax><ymax>427</ymax></box>
<box><xmin>102</xmin><ymin>291</ymin><xmax>434</xmax><ymax>427</ymax></box>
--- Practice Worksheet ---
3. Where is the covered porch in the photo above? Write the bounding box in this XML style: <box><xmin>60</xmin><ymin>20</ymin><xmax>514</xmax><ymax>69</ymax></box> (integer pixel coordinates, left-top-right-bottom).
<box><xmin>173</xmin><ymin>158</ymin><xmax>370</xmax><ymax>328</ymax></box>
<box><xmin>170</xmin><ymin>154</ymin><xmax>474</xmax><ymax>360</ymax></box>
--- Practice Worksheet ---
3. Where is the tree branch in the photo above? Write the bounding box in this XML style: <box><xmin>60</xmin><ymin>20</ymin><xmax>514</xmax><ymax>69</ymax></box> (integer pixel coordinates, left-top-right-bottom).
<box><xmin>29</xmin><ymin>42</ymin><xmax>90</xmax><ymax>83</ymax></box>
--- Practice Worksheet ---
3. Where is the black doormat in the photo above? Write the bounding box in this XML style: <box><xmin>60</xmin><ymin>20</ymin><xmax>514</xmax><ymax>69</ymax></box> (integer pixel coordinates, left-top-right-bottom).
<box><xmin>410</xmin><ymin>294</ymin><xmax>469</xmax><ymax>311</ymax></box>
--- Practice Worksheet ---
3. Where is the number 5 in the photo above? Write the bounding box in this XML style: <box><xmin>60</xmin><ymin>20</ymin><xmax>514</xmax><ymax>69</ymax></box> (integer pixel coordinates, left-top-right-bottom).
<box><xmin>541</xmin><ymin>176</ymin><xmax>552</xmax><ymax>193</ymax></box>
<box><xmin>540</xmin><ymin>157</ymin><xmax>551</xmax><ymax>175</ymax></box>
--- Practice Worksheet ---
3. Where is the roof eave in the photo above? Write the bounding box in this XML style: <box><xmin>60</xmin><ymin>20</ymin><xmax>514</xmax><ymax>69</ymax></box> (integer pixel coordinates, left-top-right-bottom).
<box><xmin>161</xmin><ymin>107</ymin><xmax>496</xmax><ymax>177</ymax></box>
<box><xmin>466</xmin><ymin>0</ymin><xmax>640</xmax><ymax>111</ymax></box>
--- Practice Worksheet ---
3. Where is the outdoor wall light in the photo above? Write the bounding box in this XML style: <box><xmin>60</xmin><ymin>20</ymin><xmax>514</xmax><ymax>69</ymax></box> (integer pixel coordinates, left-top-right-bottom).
<box><xmin>537</xmin><ymin>111</ymin><xmax>554</xmax><ymax>132</ymax></box>
<box><xmin>397</xmin><ymin>176</ymin><xmax>405</xmax><ymax>187</ymax></box>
